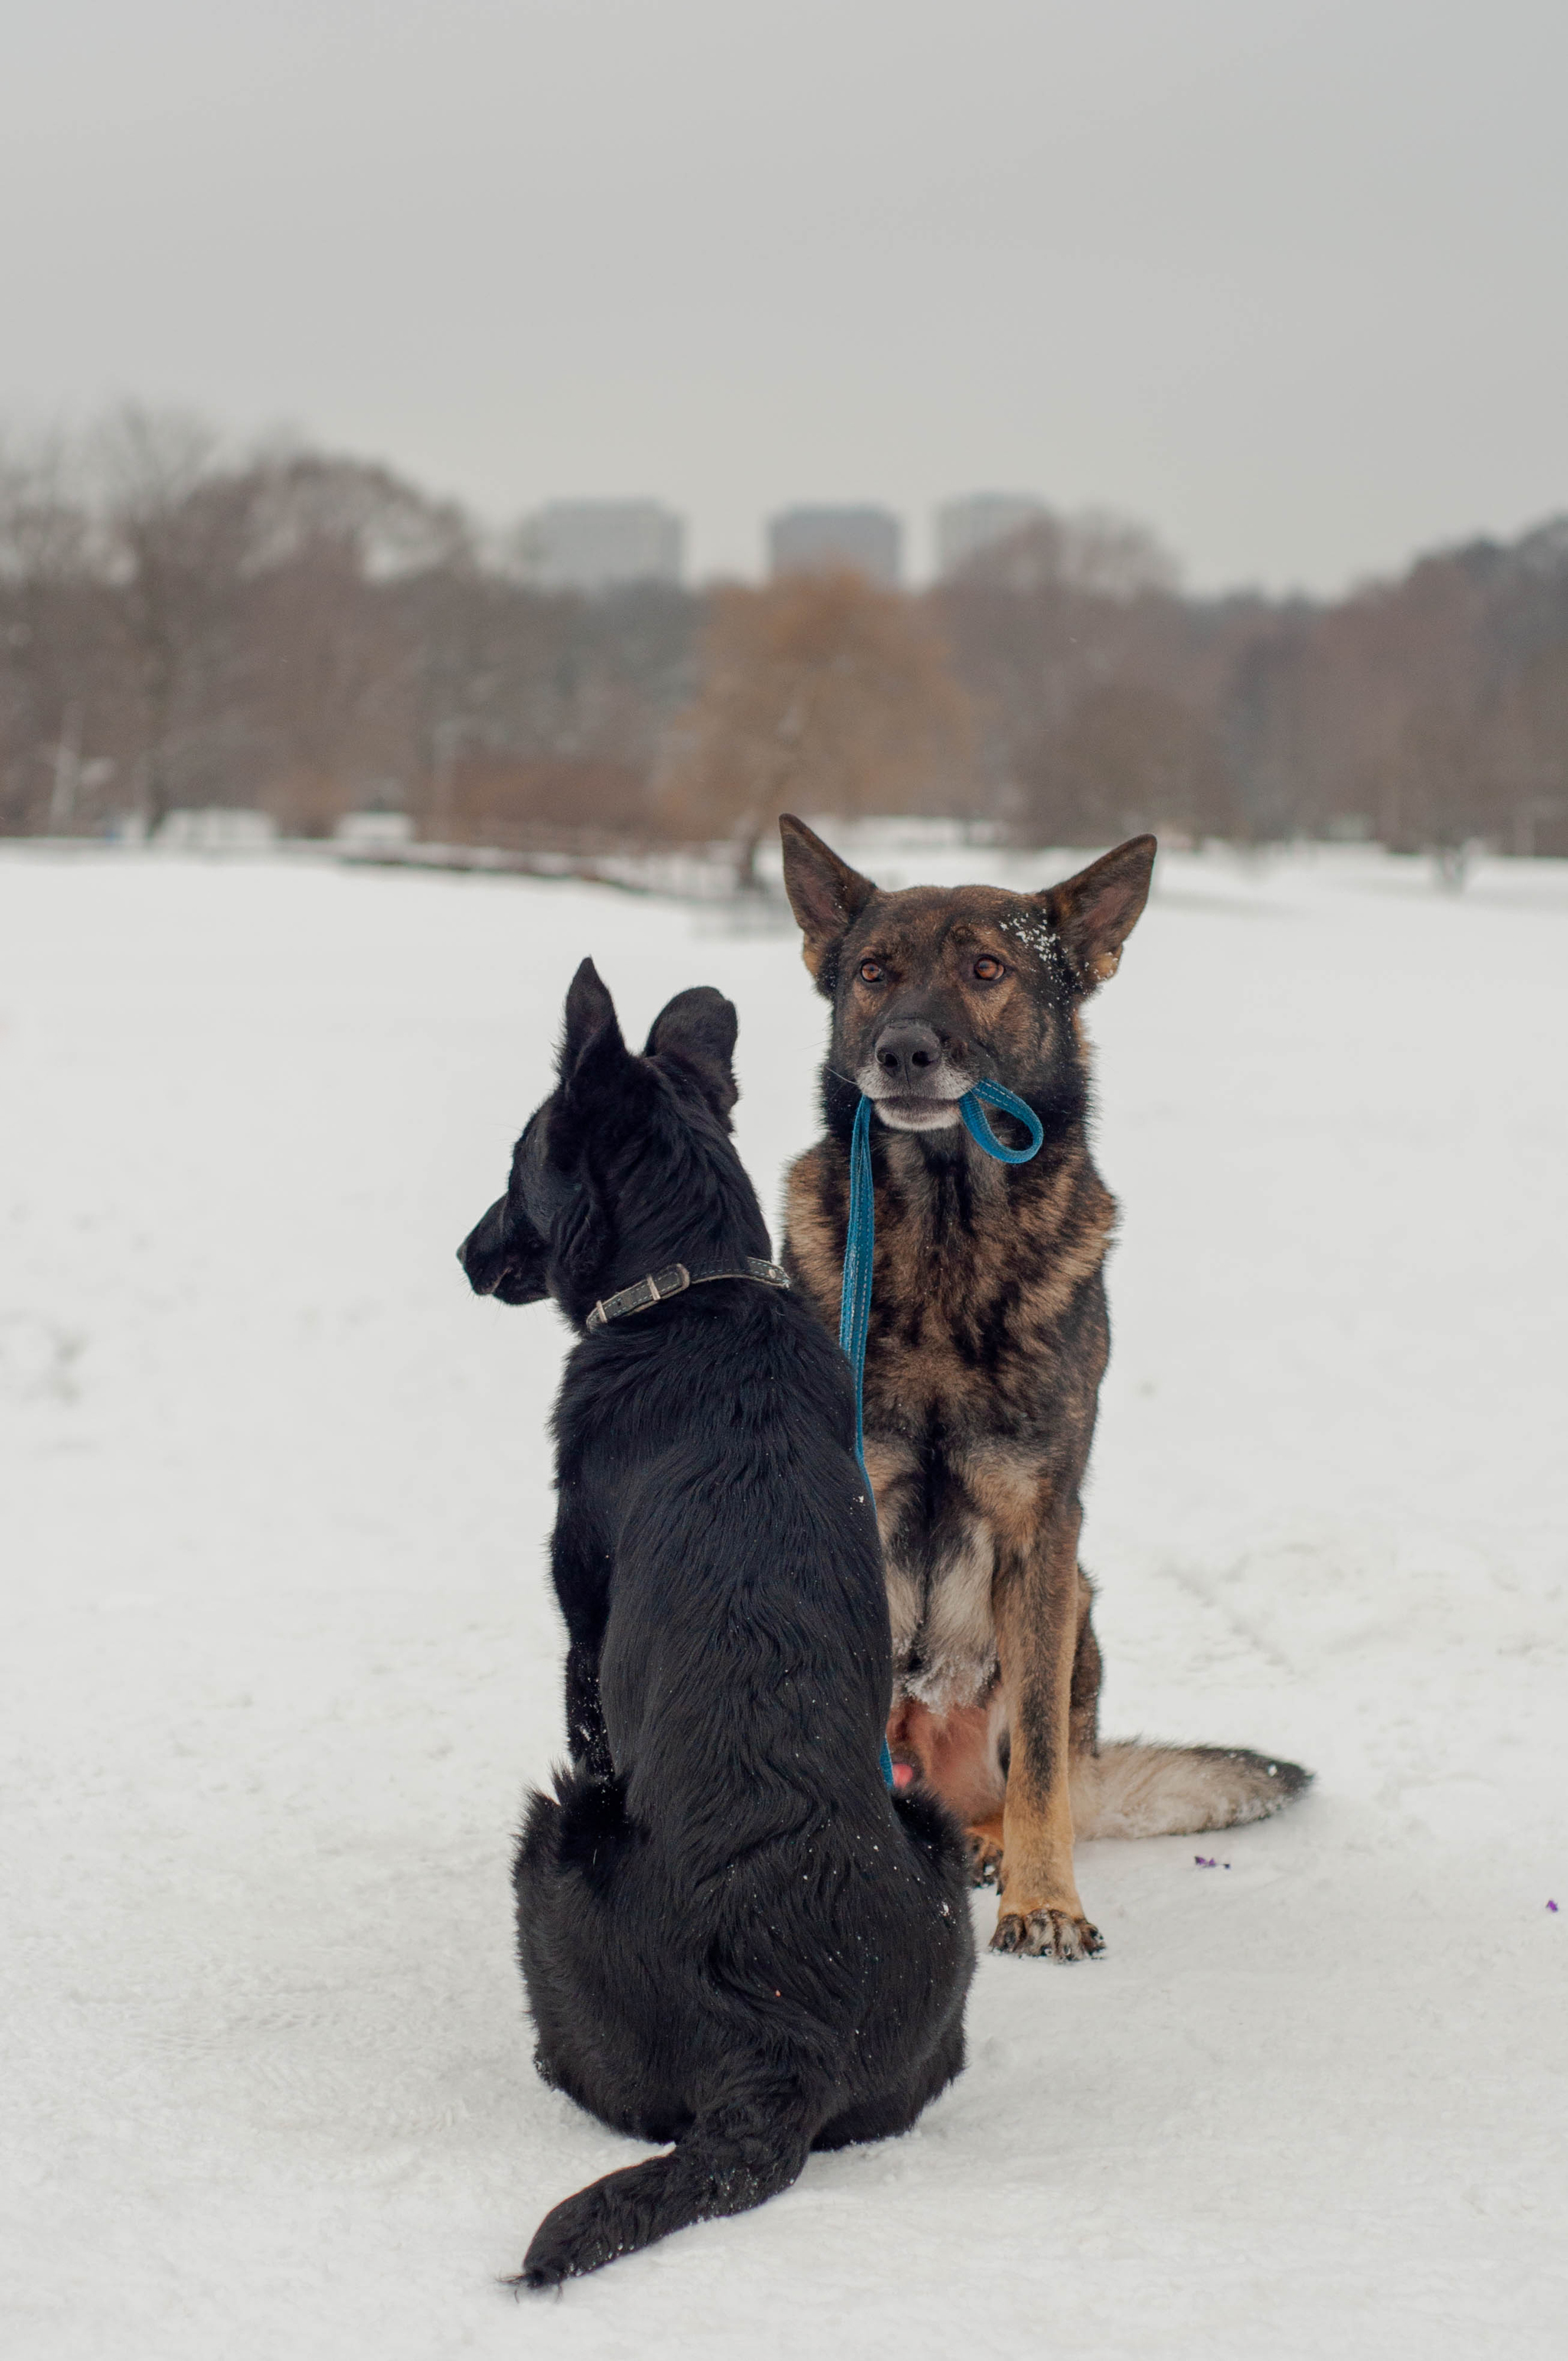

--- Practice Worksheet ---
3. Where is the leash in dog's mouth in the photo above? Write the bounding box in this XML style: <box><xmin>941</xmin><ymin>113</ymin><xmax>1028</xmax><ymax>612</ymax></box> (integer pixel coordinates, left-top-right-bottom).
<box><xmin>585</xmin><ymin>1256</ymin><xmax>790</xmax><ymax>1333</ymax></box>
<box><xmin>841</xmin><ymin>1079</ymin><xmax>1044</xmax><ymax>1797</ymax></box>
<box><xmin>839</xmin><ymin>1076</ymin><xmax>1045</xmax><ymax>1462</ymax></box>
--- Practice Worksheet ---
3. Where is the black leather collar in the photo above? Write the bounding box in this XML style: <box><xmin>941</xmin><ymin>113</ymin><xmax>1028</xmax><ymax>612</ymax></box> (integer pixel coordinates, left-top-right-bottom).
<box><xmin>584</xmin><ymin>1257</ymin><xmax>790</xmax><ymax>1333</ymax></box>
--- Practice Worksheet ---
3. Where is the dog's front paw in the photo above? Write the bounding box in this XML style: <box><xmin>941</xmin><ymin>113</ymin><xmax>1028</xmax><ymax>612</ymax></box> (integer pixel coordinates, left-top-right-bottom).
<box><xmin>966</xmin><ymin>1821</ymin><xmax>1004</xmax><ymax>1887</ymax></box>
<box><xmin>990</xmin><ymin>1905</ymin><xmax>1104</xmax><ymax>1961</ymax></box>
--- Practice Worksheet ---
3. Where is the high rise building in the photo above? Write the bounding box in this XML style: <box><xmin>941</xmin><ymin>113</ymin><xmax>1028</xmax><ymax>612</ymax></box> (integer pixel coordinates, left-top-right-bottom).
<box><xmin>767</xmin><ymin>505</ymin><xmax>903</xmax><ymax>587</ymax></box>
<box><xmin>516</xmin><ymin>501</ymin><xmax>684</xmax><ymax>593</ymax></box>
<box><xmin>935</xmin><ymin>493</ymin><xmax>1050</xmax><ymax>578</ymax></box>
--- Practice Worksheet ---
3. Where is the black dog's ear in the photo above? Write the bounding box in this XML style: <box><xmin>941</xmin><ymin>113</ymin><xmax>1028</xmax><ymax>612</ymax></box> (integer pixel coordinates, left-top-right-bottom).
<box><xmin>457</xmin><ymin>1194</ymin><xmax>550</xmax><ymax>1305</ymax></box>
<box><xmin>1043</xmin><ymin>834</ymin><xmax>1157</xmax><ymax>991</ymax></box>
<box><xmin>779</xmin><ymin>815</ymin><xmax>877</xmax><ymax>990</ymax></box>
<box><xmin>645</xmin><ymin>986</ymin><xmax>740</xmax><ymax>1119</ymax></box>
<box><xmin>560</xmin><ymin>957</ymin><xmax>625</xmax><ymax>1082</ymax></box>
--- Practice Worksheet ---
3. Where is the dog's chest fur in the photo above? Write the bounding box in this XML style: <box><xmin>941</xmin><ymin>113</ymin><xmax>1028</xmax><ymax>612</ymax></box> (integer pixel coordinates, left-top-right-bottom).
<box><xmin>784</xmin><ymin>1128</ymin><xmax>1116</xmax><ymax>1712</ymax></box>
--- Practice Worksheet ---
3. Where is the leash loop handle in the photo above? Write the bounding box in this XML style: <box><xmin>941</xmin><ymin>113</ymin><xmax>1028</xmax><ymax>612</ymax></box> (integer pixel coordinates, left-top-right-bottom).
<box><xmin>959</xmin><ymin>1076</ymin><xmax>1047</xmax><ymax>1162</ymax></box>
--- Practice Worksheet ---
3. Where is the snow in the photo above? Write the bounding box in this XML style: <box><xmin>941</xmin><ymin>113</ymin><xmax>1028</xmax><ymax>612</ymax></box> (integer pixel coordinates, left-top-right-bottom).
<box><xmin>2</xmin><ymin>841</ymin><xmax>1565</xmax><ymax>2360</ymax></box>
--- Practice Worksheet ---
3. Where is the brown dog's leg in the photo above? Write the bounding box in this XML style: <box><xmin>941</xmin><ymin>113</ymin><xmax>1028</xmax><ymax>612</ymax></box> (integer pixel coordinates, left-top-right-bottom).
<box><xmin>991</xmin><ymin>1515</ymin><xmax>1104</xmax><ymax>1961</ymax></box>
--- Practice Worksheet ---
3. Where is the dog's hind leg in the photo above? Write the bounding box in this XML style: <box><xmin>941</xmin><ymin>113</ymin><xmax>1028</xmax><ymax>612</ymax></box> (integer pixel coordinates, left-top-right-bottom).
<box><xmin>518</xmin><ymin>2096</ymin><xmax>813</xmax><ymax>2289</ymax></box>
<box><xmin>815</xmin><ymin>2010</ymin><xmax>967</xmax><ymax>2153</ymax></box>
<box><xmin>512</xmin><ymin>1772</ymin><xmax>639</xmax><ymax>2115</ymax></box>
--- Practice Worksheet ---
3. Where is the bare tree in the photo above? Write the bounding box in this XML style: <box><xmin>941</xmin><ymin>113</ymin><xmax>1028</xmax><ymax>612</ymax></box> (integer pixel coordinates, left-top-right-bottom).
<box><xmin>96</xmin><ymin>407</ymin><xmax>263</xmax><ymax>826</ymax></box>
<box><xmin>658</xmin><ymin>570</ymin><xmax>975</xmax><ymax>886</ymax></box>
<box><xmin>242</xmin><ymin>453</ymin><xmax>470</xmax><ymax>831</ymax></box>
<box><xmin>0</xmin><ymin>434</ymin><xmax>126</xmax><ymax>831</ymax></box>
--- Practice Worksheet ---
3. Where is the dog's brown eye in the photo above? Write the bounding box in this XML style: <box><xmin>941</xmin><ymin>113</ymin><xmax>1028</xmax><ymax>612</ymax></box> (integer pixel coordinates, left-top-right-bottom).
<box><xmin>973</xmin><ymin>956</ymin><xmax>1004</xmax><ymax>982</ymax></box>
<box><xmin>859</xmin><ymin>959</ymin><xmax>885</xmax><ymax>984</ymax></box>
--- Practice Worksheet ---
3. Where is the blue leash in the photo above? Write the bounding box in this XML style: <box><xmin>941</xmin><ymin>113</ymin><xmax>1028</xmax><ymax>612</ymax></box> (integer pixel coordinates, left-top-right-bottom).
<box><xmin>841</xmin><ymin>1079</ymin><xmax>1046</xmax><ymax>1789</ymax></box>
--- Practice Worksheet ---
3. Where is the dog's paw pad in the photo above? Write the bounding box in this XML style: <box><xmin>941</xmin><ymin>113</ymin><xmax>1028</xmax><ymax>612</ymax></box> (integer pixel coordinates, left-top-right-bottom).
<box><xmin>990</xmin><ymin>1907</ymin><xmax>1104</xmax><ymax>1961</ymax></box>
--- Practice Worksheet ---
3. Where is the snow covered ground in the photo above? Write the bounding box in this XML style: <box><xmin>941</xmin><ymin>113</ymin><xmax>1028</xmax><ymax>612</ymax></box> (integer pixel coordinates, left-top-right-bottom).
<box><xmin>2</xmin><ymin>841</ymin><xmax>1564</xmax><ymax>2360</ymax></box>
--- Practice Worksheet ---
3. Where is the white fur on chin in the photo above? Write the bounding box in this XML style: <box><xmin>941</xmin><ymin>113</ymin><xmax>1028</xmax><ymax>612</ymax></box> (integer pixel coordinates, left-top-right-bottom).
<box><xmin>874</xmin><ymin>1100</ymin><xmax>964</xmax><ymax>1132</ymax></box>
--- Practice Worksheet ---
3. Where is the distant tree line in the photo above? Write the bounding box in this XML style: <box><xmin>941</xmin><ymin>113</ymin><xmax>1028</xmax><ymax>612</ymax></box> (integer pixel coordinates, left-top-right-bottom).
<box><xmin>4</xmin><ymin>410</ymin><xmax>1566</xmax><ymax>859</ymax></box>
<box><xmin>932</xmin><ymin>510</ymin><xmax>1568</xmax><ymax>859</ymax></box>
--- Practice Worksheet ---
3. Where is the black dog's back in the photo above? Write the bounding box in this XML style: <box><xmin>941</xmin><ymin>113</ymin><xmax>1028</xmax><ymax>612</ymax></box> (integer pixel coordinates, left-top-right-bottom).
<box><xmin>461</xmin><ymin>962</ymin><xmax>972</xmax><ymax>2286</ymax></box>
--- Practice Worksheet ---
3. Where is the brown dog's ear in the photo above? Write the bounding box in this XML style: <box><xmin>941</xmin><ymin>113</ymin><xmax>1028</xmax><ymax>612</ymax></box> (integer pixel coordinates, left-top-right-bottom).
<box><xmin>779</xmin><ymin>815</ymin><xmax>877</xmax><ymax>983</ymax></box>
<box><xmin>1044</xmin><ymin>834</ymin><xmax>1157</xmax><ymax>990</ymax></box>
<box><xmin>645</xmin><ymin>986</ymin><xmax>740</xmax><ymax>1119</ymax></box>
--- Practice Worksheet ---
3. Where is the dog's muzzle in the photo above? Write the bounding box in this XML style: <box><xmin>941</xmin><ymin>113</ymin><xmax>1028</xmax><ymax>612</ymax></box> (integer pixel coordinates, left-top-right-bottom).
<box><xmin>858</xmin><ymin>1066</ymin><xmax>968</xmax><ymax>1130</ymax></box>
<box><xmin>861</xmin><ymin>1021</ymin><xmax>969</xmax><ymax>1128</ymax></box>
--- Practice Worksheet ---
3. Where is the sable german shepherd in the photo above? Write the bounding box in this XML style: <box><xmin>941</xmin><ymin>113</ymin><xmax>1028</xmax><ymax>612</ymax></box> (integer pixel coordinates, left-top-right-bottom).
<box><xmin>779</xmin><ymin>816</ymin><xmax>1309</xmax><ymax>1961</ymax></box>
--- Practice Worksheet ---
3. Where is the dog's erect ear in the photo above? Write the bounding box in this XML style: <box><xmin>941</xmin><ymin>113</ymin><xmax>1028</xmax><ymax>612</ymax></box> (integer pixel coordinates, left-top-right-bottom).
<box><xmin>645</xmin><ymin>986</ymin><xmax>740</xmax><ymax>1118</ymax></box>
<box><xmin>559</xmin><ymin>956</ymin><xmax>627</xmax><ymax>1093</ymax></box>
<box><xmin>457</xmin><ymin>1194</ymin><xmax>550</xmax><ymax>1305</ymax></box>
<box><xmin>1043</xmin><ymin>834</ymin><xmax>1157</xmax><ymax>991</ymax></box>
<box><xmin>560</xmin><ymin>956</ymin><xmax>622</xmax><ymax>1072</ymax></box>
<box><xmin>779</xmin><ymin>815</ymin><xmax>877</xmax><ymax>985</ymax></box>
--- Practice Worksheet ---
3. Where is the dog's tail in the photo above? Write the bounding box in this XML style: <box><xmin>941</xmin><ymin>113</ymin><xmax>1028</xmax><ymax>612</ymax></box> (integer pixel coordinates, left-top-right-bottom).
<box><xmin>517</xmin><ymin>2098</ymin><xmax>812</xmax><ymax>2290</ymax></box>
<box><xmin>1070</xmin><ymin>1741</ymin><xmax>1312</xmax><ymax>1840</ymax></box>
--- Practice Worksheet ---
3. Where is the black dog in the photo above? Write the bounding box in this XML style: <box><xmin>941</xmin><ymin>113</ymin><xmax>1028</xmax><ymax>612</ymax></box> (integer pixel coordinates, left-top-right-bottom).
<box><xmin>459</xmin><ymin>958</ymin><xmax>973</xmax><ymax>2288</ymax></box>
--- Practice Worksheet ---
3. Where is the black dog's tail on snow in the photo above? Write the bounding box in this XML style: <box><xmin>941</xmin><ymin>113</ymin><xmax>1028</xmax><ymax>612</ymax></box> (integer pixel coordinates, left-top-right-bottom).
<box><xmin>517</xmin><ymin>2098</ymin><xmax>812</xmax><ymax>2289</ymax></box>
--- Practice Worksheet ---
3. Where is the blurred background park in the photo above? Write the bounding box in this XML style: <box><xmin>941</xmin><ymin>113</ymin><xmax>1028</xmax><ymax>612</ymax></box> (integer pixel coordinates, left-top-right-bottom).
<box><xmin>4</xmin><ymin>0</ymin><xmax>1567</xmax><ymax>886</ymax></box>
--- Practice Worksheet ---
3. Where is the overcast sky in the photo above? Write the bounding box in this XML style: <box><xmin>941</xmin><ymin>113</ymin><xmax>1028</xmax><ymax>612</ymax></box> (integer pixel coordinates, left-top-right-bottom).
<box><xmin>5</xmin><ymin>0</ymin><xmax>1565</xmax><ymax>591</ymax></box>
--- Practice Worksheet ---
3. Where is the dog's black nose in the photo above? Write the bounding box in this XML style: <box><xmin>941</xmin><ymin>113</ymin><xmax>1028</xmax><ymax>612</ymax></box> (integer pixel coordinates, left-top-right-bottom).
<box><xmin>875</xmin><ymin>1022</ymin><xmax>944</xmax><ymax>1086</ymax></box>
